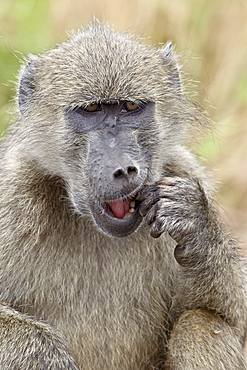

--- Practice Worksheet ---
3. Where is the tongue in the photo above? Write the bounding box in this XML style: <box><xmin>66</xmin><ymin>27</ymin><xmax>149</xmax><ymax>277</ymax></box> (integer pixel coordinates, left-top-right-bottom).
<box><xmin>110</xmin><ymin>199</ymin><xmax>130</xmax><ymax>219</ymax></box>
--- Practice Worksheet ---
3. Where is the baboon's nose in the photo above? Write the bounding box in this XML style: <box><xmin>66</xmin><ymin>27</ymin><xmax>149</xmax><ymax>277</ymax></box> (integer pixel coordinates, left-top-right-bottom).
<box><xmin>113</xmin><ymin>165</ymin><xmax>138</xmax><ymax>180</ymax></box>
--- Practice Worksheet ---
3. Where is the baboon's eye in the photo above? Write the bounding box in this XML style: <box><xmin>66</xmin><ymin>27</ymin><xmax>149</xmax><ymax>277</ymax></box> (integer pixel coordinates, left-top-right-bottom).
<box><xmin>85</xmin><ymin>103</ymin><xmax>100</xmax><ymax>112</ymax></box>
<box><xmin>126</xmin><ymin>102</ymin><xmax>139</xmax><ymax>111</ymax></box>
<box><xmin>120</xmin><ymin>102</ymin><xmax>140</xmax><ymax>113</ymax></box>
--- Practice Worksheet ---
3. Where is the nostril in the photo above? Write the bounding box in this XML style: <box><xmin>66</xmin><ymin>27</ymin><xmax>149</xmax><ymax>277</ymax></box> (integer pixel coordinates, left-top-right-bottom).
<box><xmin>113</xmin><ymin>166</ymin><xmax>138</xmax><ymax>179</ymax></box>
<box><xmin>113</xmin><ymin>169</ymin><xmax>125</xmax><ymax>179</ymax></box>
<box><xmin>127</xmin><ymin>166</ymin><xmax>138</xmax><ymax>176</ymax></box>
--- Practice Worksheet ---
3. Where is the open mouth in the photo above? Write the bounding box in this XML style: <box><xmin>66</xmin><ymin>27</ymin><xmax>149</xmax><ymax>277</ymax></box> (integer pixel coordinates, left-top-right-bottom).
<box><xmin>94</xmin><ymin>195</ymin><xmax>143</xmax><ymax>237</ymax></box>
<box><xmin>103</xmin><ymin>197</ymin><xmax>138</xmax><ymax>219</ymax></box>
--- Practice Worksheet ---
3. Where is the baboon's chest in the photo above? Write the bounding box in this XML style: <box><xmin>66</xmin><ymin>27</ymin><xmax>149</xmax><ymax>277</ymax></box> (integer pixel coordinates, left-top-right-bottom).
<box><xmin>57</xmin><ymin>253</ymin><xmax>172</xmax><ymax>369</ymax></box>
<box><xmin>13</xmin><ymin>232</ymin><xmax>174</xmax><ymax>369</ymax></box>
<box><xmin>59</xmin><ymin>288</ymin><xmax>169</xmax><ymax>370</ymax></box>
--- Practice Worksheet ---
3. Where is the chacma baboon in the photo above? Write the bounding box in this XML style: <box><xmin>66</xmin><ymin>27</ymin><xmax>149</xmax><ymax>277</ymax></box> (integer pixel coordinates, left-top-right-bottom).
<box><xmin>0</xmin><ymin>22</ymin><xmax>246</xmax><ymax>370</ymax></box>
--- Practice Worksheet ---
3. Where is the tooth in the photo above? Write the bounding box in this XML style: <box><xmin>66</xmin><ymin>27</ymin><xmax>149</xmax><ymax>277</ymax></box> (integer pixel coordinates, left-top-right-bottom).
<box><xmin>129</xmin><ymin>208</ymin><xmax>135</xmax><ymax>214</ymax></box>
<box><xmin>130</xmin><ymin>201</ymin><xmax>135</xmax><ymax>208</ymax></box>
<box><xmin>123</xmin><ymin>212</ymin><xmax>131</xmax><ymax>219</ymax></box>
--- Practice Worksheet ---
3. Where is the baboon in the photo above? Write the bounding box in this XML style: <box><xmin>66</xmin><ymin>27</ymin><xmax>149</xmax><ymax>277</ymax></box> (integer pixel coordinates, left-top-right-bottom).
<box><xmin>0</xmin><ymin>22</ymin><xmax>246</xmax><ymax>369</ymax></box>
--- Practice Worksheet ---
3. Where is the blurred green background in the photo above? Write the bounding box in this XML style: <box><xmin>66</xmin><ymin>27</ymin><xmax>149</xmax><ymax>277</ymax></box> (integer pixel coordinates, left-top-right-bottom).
<box><xmin>0</xmin><ymin>0</ymin><xmax>247</xmax><ymax>249</ymax></box>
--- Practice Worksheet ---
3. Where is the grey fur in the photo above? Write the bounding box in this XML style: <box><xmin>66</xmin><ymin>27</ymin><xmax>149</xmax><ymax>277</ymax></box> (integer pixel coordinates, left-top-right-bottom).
<box><xmin>0</xmin><ymin>22</ymin><xmax>246</xmax><ymax>369</ymax></box>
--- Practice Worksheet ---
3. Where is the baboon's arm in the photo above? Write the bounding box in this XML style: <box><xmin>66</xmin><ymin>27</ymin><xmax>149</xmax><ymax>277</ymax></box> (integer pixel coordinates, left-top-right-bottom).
<box><xmin>164</xmin><ymin>309</ymin><xmax>247</xmax><ymax>369</ymax></box>
<box><xmin>0</xmin><ymin>304</ymin><xmax>79</xmax><ymax>369</ymax></box>
<box><xmin>138</xmin><ymin>177</ymin><xmax>247</xmax><ymax>342</ymax></box>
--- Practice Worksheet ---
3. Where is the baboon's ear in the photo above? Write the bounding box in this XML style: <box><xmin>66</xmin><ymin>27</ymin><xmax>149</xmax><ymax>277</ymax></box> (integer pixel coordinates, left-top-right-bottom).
<box><xmin>160</xmin><ymin>42</ymin><xmax>181</xmax><ymax>92</ymax></box>
<box><xmin>18</xmin><ymin>55</ymin><xmax>40</xmax><ymax>114</ymax></box>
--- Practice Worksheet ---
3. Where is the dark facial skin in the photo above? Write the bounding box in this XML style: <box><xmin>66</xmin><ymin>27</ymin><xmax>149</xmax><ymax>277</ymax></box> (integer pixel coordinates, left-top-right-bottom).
<box><xmin>67</xmin><ymin>100</ymin><xmax>149</xmax><ymax>133</ymax></box>
<box><xmin>66</xmin><ymin>101</ymin><xmax>155</xmax><ymax>237</ymax></box>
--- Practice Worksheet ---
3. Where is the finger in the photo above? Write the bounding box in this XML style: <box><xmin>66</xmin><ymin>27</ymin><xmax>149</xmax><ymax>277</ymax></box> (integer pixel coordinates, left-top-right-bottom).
<box><xmin>145</xmin><ymin>201</ymin><xmax>166</xmax><ymax>225</ymax></box>
<box><xmin>139</xmin><ymin>193</ymin><xmax>161</xmax><ymax>217</ymax></box>
<box><xmin>149</xmin><ymin>213</ymin><xmax>168</xmax><ymax>238</ymax></box>
<box><xmin>150</xmin><ymin>227</ymin><xmax>162</xmax><ymax>238</ymax></box>
<box><xmin>136</xmin><ymin>183</ymin><xmax>158</xmax><ymax>202</ymax></box>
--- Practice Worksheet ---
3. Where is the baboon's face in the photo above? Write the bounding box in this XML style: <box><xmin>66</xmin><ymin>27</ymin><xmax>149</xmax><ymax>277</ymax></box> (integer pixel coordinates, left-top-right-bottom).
<box><xmin>18</xmin><ymin>25</ymin><xmax>183</xmax><ymax>237</ymax></box>
<box><xmin>66</xmin><ymin>100</ymin><xmax>158</xmax><ymax>237</ymax></box>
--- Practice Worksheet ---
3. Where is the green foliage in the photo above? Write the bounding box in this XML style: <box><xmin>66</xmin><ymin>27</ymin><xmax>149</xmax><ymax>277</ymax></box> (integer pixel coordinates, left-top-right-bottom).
<box><xmin>0</xmin><ymin>0</ymin><xmax>54</xmax><ymax>134</ymax></box>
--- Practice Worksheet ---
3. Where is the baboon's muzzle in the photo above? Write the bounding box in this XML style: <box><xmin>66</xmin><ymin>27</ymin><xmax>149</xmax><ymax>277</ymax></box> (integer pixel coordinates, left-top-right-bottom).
<box><xmin>87</xmin><ymin>128</ymin><xmax>150</xmax><ymax>237</ymax></box>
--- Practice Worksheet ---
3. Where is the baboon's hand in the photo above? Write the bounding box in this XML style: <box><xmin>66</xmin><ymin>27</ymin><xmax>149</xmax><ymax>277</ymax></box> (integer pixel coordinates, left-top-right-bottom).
<box><xmin>137</xmin><ymin>177</ymin><xmax>210</xmax><ymax>245</ymax></box>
